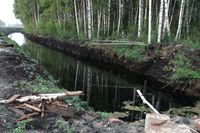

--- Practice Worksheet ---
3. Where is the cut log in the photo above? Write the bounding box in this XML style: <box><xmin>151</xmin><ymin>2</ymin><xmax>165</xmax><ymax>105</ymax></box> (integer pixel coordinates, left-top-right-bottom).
<box><xmin>0</xmin><ymin>91</ymin><xmax>83</xmax><ymax>104</ymax></box>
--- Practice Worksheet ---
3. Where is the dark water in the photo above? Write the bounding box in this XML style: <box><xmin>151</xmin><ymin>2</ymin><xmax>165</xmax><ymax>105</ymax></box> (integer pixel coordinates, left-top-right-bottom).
<box><xmin>8</xmin><ymin>33</ymin><xmax>190</xmax><ymax>121</ymax></box>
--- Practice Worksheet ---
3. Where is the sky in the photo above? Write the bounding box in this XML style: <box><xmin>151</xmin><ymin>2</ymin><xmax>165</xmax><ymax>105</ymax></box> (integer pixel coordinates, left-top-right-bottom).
<box><xmin>0</xmin><ymin>0</ymin><xmax>22</xmax><ymax>25</ymax></box>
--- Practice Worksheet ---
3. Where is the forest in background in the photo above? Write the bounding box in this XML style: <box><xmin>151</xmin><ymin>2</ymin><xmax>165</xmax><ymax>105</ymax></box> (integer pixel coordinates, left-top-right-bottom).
<box><xmin>14</xmin><ymin>0</ymin><xmax>200</xmax><ymax>49</ymax></box>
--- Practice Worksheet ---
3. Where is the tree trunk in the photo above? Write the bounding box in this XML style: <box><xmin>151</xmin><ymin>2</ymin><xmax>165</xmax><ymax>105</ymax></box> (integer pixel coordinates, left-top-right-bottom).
<box><xmin>163</xmin><ymin>0</ymin><xmax>170</xmax><ymax>36</ymax></box>
<box><xmin>97</xmin><ymin>5</ymin><xmax>102</xmax><ymax>39</ymax></box>
<box><xmin>87</xmin><ymin>0</ymin><xmax>92</xmax><ymax>40</ymax></box>
<box><xmin>157</xmin><ymin>0</ymin><xmax>164</xmax><ymax>43</ymax></box>
<box><xmin>74</xmin><ymin>0</ymin><xmax>80</xmax><ymax>36</ymax></box>
<box><xmin>138</xmin><ymin>0</ymin><xmax>143</xmax><ymax>37</ymax></box>
<box><xmin>148</xmin><ymin>0</ymin><xmax>152</xmax><ymax>45</ymax></box>
<box><xmin>107</xmin><ymin>0</ymin><xmax>111</xmax><ymax>36</ymax></box>
<box><xmin>175</xmin><ymin>0</ymin><xmax>185</xmax><ymax>40</ymax></box>
<box><xmin>117</xmin><ymin>0</ymin><xmax>122</xmax><ymax>34</ymax></box>
<box><xmin>83</xmin><ymin>0</ymin><xmax>87</xmax><ymax>37</ymax></box>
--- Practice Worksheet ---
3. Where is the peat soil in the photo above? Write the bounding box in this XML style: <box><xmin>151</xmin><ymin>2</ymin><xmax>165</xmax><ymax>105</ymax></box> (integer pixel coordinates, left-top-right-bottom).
<box><xmin>25</xmin><ymin>33</ymin><xmax>200</xmax><ymax>97</ymax></box>
<box><xmin>0</xmin><ymin>46</ymin><xmax>144</xmax><ymax>132</ymax></box>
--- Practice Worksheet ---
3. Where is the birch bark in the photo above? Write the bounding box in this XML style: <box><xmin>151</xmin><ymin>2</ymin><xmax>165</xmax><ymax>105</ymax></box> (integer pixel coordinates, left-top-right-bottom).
<box><xmin>175</xmin><ymin>0</ymin><xmax>185</xmax><ymax>40</ymax></box>
<box><xmin>157</xmin><ymin>0</ymin><xmax>164</xmax><ymax>43</ymax></box>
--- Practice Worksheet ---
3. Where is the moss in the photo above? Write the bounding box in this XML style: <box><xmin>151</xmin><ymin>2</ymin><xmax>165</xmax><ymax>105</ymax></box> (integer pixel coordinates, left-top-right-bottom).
<box><xmin>110</xmin><ymin>112</ymin><xmax>129</xmax><ymax>118</ymax></box>
<box><xmin>167</xmin><ymin>101</ymin><xmax>200</xmax><ymax>117</ymax></box>
<box><xmin>122</xmin><ymin>101</ymin><xmax>150</xmax><ymax>112</ymax></box>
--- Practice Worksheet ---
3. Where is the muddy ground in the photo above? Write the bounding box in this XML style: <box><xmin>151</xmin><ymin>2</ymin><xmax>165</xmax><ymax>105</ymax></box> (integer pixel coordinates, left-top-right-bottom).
<box><xmin>0</xmin><ymin>46</ymin><xmax>144</xmax><ymax>132</ymax></box>
<box><xmin>25</xmin><ymin>33</ymin><xmax>200</xmax><ymax>97</ymax></box>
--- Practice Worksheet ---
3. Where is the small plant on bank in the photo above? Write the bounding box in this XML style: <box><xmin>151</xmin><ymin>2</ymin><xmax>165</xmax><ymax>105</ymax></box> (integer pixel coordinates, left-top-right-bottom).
<box><xmin>55</xmin><ymin>118</ymin><xmax>74</xmax><ymax>133</ymax></box>
<box><xmin>96</xmin><ymin>111</ymin><xmax>110</xmax><ymax>119</ymax></box>
<box><xmin>64</xmin><ymin>96</ymin><xmax>90</xmax><ymax>111</ymax></box>
<box><xmin>11</xmin><ymin>119</ymin><xmax>33</xmax><ymax>133</ymax></box>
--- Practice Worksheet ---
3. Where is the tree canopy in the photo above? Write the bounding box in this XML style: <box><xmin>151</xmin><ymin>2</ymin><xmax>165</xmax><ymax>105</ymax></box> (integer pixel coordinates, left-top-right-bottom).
<box><xmin>14</xmin><ymin>0</ymin><xmax>200</xmax><ymax>46</ymax></box>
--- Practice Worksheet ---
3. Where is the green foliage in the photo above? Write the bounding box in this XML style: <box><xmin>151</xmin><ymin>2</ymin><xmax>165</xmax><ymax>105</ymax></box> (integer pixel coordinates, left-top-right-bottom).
<box><xmin>96</xmin><ymin>111</ymin><xmax>110</xmax><ymax>119</ymax></box>
<box><xmin>179</xmin><ymin>38</ymin><xmax>200</xmax><ymax>50</ymax></box>
<box><xmin>11</xmin><ymin>119</ymin><xmax>33</xmax><ymax>133</ymax></box>
<box><xmin>122</xmin><ymin>101</ymin><xmax>150</xmax><ymax>112</ymax></box>
<box><xmin>55</xmin><ymin>118</ymin><xmax>74</xmax><ymax>133</ymax></box>
<box><xmin>18</xmin><ymin>76</ymin><xmax>63</xmax><ymax>94</ymax></box>
<box><xmin>107</xmin><ymin>45</ymin><xmax>145</xmax><ymax>61</ymax></box>
<box><xmin>4</xmin><ymin>38</ymin><xmax>24</xmax><ymax>53</ymax></box>
<box><xmin>64</xmin><ymin>96</ymin><xmax>90</xmax><ymax>111</ymax></box>
<box><xmin>165</xmin><ymin>53</ymin><xmax>200</xmax><ymax>80</ymax></box>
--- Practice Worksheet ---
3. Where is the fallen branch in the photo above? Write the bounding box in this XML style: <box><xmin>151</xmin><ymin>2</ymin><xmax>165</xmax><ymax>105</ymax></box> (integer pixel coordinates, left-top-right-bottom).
<box><xmin>23</xmin><ymin>103</ymin><xmax>42</xmax><ymax>112</ymax></box>
<box><xmin>16</xmin><ymin>112</ymin><xmax>39</xmax><ymax>122</ymax></box>
<box><xmin>136</xmin><ymin>90</ymin><xmax>160</xmax><ymax>114</ymax></box>
<box><xmin>0</xmin><ymin>91</ymin><xmax>83</xmax><ymax>104</ymax></box>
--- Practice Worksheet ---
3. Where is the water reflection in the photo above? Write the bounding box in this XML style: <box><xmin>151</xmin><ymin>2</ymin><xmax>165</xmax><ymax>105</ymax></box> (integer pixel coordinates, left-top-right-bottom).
<box><xmin>8</xmin><ymin>33</ymin><xmax>25</xmax><ymax>46</ymax></box>
<box><xmin>8</xmin><ymin>33</ymin><xmax>191</xmax><ymax>121</ymax></box>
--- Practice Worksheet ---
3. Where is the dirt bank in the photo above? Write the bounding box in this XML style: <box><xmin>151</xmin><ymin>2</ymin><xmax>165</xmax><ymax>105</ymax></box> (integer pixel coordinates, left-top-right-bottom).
<box><xmin>25</xmin><ymin>33</ymin><xmax>200</xmax><ymax>97</ymax></box>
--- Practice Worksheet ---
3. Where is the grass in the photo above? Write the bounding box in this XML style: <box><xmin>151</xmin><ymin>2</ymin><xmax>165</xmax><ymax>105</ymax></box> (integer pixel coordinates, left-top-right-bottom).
<box><xmin>64</xmin><ymin>96</ymin><xmax>90</xmax><ymax>111</ymax></box>
<box><xmin>106</xmin><ymin>45</ymin><xmax>146</xmax><ymax>61</ymax></box>
<box><xmin>96</xmin><ymin>112</ymin><xmax>110</xmax><ymax>119</ymax></box>
<box><xmin>179</xmin><ymin>39</ymin><xmax>200</xmax><ymax>50</ymax></box>
<box><xmin>164</xmin><ymin>52</ymin><xmax>200</xmax><ymax>80</ymax></box>
<box><xmin>16</xmin><ymin>76</ymin><xmax>63</xmax><ymax>94</ymax></box>
<box><xmin>11</xmin><ymin>119</ymin><xmax>33</xmax><ymax>133</ymax></box>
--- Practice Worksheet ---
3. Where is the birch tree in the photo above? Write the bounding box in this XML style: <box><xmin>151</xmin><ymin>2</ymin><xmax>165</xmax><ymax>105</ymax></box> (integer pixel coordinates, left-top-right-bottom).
<box><xmin>87</xmin><ymin>0</ymin><xmax>92</xmax><ymax>40</ymax></box>
<box><xmin>74</xmin><ymin>0</ymin><xmax>80</xmax><ymax>36</ymax></box>
<box><xmin>148</xmin><ymin>0</ymin><xmax>152</xmax><ymax>45</ymax></box>
<box><xmin>138</xmin><ymin>0</ymin><xmax>143</xmax><ymax>37</ymax></box>
<box><xmin>157</xmin><ymin>0</ymin><xmax>164</xmax><ymax>43</ymax></box>
<box><xmin>163</xmin><ymin>0</ymin><xmax>170</xmax><ymax>36</ymax></box>
<box><xmin>175</xmin><ymin>0</ymin><xmax>186</xmax><ymax>40</ymax></box>
<box><xmin>117</xmin><ymin>0</ymin><xmax>123</xmax><ymax>34</ymax></box>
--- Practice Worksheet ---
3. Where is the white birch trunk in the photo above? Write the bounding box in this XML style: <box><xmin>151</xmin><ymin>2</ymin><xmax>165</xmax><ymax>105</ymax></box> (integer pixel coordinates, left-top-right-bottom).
<box><xmin>87</xmin><ymin>0</ymin><xmax>92</xmax><ymax>40</ymax></box>
<box><xmin>157</xmin><ymin>0</ymin><xmax>164</xmax><ymax>43</ymax></box>
<box><xmin>148</xmin><ymin>0</ymin><xmax>152</xmax><ymax>45</ymax></box>
<box><xmin>83</xmin><ymin>0</ymin><xmax>87</xmax><ymax>37</ymax></box>
<box><xmin>138</xmin><ymin>0</ymin><xmax>143</xmax><ymax>37</ymax></box>
<box><xmin>97</xmin><ymin>6</ymin><xmax>102</xmax><ymax>39</ymax></box>
<box><xmin>117</xmin><ymin>0</ymin><xmax>122</xmax><ymax>34</ymax></box>
<box><xmin>74</xmin><ymin>0</ymin><xmax>80</xmax><ymax>36</ymax></box>
<box><xmin>107</xmin><ymin>0</ymin><xmax>111</xmax><ymax>36</ymax></box>
<box><xmin>175</xmin><ymin>0</ymin><xmax>185</xmax><ymax>40</ymax></box>
<box><xmin>163</xmin><ymin>0</ymin><xmax>170</xmax><ymax>35</ymax></box>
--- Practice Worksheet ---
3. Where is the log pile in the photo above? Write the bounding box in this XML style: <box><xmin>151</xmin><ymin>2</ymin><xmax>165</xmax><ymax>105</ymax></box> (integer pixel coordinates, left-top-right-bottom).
<box><xmin>0</xmin><ymin>91</ymin><xmax>83</xmax><ymax>122</ymax></box>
